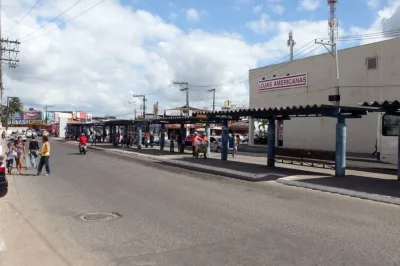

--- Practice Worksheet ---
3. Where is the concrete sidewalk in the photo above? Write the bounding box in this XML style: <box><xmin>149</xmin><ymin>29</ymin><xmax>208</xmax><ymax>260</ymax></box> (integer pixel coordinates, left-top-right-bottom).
<box><xmin>57</xmin><ymin>139</ymin><xmax>400</xmax><ymax>206</ymax></box>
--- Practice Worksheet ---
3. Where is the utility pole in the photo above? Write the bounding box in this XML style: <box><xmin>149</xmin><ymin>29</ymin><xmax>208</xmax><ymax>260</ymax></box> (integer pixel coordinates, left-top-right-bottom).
<box><xmin>0</xmin><ymin>1</ymin><xmax>20</xmax><ymax>127</ymax></box>
<box><xmin>207</xmin><ymin>88</ymin><xmax>216</xmax><ymax>111</ymax></box>
<box><xmin>44</xmin><ymin>105</ymin><xmax>54</xmax><ymax>125</ymax></box>
<box><xmin>128</xmin><ymin>101</ymin><xmax>136</xmax><ymax>119</ymax></box>
<box><xmin>173</xmin><ymin>81</ymin><xmax>189</xmax><ymax>116</ymax></box>
<box><xmin>315</xmin><ymin>0</ymin><xmax>339</xmax><ymax>106</ymax></box>
<box><xmin>287</xmin><ymin>30</ymin><xmax>296</xmax><ymax>61</ymax></box>
<box><xmin>133</xmin><ymin>94</ymin><xmax>147</xmax><ymax>120</ymax></box>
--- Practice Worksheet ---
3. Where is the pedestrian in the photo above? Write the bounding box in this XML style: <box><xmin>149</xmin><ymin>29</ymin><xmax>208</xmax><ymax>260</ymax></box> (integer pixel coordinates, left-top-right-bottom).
<box><xmin>4</xmin><ymin>142</ymin><xmax>15</xmax><ymax>174</ymax></box>
<box><xmin>235</xmin><ymin>134</ymin><xmax>241</xmax><ymax>153</ymax></box>
<box><xmin>37</xmin><ymin>135</ymin><xmax>51</xmax><ymax>176</ymax></box>
<box><xmin>170</xmin><ymin>132</ymin><xmax>175</xmax><ymax>152</ymax></box>
<box><xmin>15</xmin><ymin>136</ymin><xmax>26</xmax><ymax>175</ymax></box>
<box><xmin>91</xmin><ymin>132</ymin><xmax>97</xmax><ymax>146</ymax></box>
<box><xmin>28</xmin><ymin>134</ymin><xmax>40</xmax><ymax>168</ymax></box>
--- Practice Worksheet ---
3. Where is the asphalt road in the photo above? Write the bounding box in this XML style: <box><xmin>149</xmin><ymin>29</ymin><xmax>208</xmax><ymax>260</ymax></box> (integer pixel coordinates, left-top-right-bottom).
<box><xmin>1</xmin><ymin>140</ymin><xmax>400</xmax><ymax>266</ymax></box>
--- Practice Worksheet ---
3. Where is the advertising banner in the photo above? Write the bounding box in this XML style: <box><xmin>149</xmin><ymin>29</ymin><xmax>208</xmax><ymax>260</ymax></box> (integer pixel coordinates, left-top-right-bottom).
<box><xmin>79</xmin><ymin>112</ymin><xmax>87</xmax><ymax>120</ymax></box>
<box><xmin>87</xmin><ymin>113</ymin><xmax>92</xmax><ymax>123</ymax></box>
<box><xmin>258</xmin><ymin>73</ymin><xmax>307</xmax><ymax>92</ymax></box>
<box><xmin>28</xmin><ymin>120</ymin><xmax>46</xmax><ymax>125</ymax></box>
<box><xmin>8</xmin><ymin>119</ymin><xmax>28</xmax><ymax>125</ymax></box>
<box><xmin>12</xmin><ymin>112</ymin><xmax>23</xmax><ymax>120</ymax></box>
<box><xmin>23</xmin><ymin>110</ymin><xmax>42</xmax><ymax>120</ymax></box>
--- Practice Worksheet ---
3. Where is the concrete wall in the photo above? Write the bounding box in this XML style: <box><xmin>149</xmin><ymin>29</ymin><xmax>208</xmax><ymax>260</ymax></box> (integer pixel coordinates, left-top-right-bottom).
<box><xmin>249</xmin><ymin>38</ymin><xmax>400</xmax><ymax>153</ymax></box>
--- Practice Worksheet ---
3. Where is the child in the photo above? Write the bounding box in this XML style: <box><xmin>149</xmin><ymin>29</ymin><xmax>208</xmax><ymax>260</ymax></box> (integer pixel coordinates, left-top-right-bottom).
<box><xmin>5</xmin><ymin>142</ymin><xmax>15</xmax><ymax>174</ymax></box>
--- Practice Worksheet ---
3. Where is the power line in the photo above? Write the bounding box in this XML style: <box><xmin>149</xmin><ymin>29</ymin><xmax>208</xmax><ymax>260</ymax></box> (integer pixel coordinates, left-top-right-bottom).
<box><xmin>189</xmin><ymin>40</ymin><xmax>317</xmax><ymax>88</ymax></box>
<box><xmin>18</xmin><ymin>0</ymin><xmax>83</xmax><ymax>41</ymax></box>
<box><xmin>4</xmin><ymin>0</ymin><xmax>42</xmax><ymax>35</ymax></box>
<box><xmin>21</xmin><ymin>0</ymin><xmax>108</xmax><ymax>42</ymax></box>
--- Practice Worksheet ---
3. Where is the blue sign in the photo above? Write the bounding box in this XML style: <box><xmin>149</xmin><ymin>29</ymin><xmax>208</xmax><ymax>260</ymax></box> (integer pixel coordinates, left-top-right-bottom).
<box><xmin>41</xmin><ymin>111</ymin><xmax>55</xmax><ymax>123</ymax></box>
<box><xmin>12</xmin><ymin>112</ymin><xmax>23</xmax><ymax>120</ymax></box>
<box><xmin>8</xmin><ymin>119</ymin><xmax>28</xmax><ymax>125</ymax></box>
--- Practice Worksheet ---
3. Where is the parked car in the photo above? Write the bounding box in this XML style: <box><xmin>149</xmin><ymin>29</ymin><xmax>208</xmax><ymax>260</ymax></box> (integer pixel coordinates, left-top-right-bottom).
<box><xmin>210</xmin><ymin>136</ymin><xmax>222</xmax><ymax>152</ymax></box>
<box><xmin>36</xmin><ymin>129</ymin><xmax>46</xmax><ymax>137</ymax></box>
<box><xmin>0</xmin><ymin>166</ymin><xmax>8</xmax><ymax>198</ymax></box>
<box><xmin>26</xmin><ymin>129</ymin><xmax>35</xmax><ymax>138</ymax></box>
<box><xmin>153</xmin><ymin>136</ymin><xmax>171</xmax><ymax>146</ymax></box>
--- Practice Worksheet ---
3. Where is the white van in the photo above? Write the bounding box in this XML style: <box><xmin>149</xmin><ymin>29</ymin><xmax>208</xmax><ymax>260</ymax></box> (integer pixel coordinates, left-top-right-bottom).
<box><xmin>377</xmin><ymin>113</ymin><xmax>399</xmax><ymax>165</ymax></box>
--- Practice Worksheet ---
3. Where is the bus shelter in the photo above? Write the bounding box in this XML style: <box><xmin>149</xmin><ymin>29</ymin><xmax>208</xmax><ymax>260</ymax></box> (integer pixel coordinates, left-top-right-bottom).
<box><xmin>360</xmin><ymin>100</ymin><xmax>400</xmax><ymax>179</ymax></box>
<box><xmin>104</xmin><ymin>119</ymin><xmax>151</xmax><ymax>148</ymax></box>
<box><xmin>66</xmin><ymin>122</ymin><xmax>104</xmax><ymax>139</ymax></box>
<box><xmin>194</xmin><ymin>104</ymin><xmax>369</xmax><ymax>177</ymax></box>
<box><xmin>151</xmin><ymin>116</ymin><xmax>227</xmax><ymax>153</ymax></box>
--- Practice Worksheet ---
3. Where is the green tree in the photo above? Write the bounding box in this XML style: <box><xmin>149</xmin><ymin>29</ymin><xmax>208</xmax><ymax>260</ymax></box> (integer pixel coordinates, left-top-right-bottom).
<box><xmin>258</xmin><ymin>119</ymin><xmax>269</xmax><ymax>133</ymax></box>
<box><xmin>1</xmin><ymin>97</ymin><xmax>24</xmax><ymax>126</ymax></box>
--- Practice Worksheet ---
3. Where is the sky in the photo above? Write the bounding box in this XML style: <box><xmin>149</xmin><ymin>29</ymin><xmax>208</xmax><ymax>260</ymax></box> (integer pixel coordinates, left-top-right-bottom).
<box><xmin>1</xmin><ymin>0</ymin><xmax>400</xmax><ymax>118</ymax></box>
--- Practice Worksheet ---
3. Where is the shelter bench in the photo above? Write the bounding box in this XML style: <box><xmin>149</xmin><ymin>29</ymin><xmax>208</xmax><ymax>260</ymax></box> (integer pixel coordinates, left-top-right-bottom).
<box><xmin>274</xmin><ymin>147</ymin><xmax>335</xmax><ymax>169</ymax></box>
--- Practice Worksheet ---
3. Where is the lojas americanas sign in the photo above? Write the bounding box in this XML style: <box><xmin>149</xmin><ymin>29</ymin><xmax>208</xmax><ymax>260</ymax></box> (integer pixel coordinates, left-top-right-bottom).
<box><xmin>258</xmin><ymin>73</ymin><xmax>307</xmax><ymax>92</ymax></box>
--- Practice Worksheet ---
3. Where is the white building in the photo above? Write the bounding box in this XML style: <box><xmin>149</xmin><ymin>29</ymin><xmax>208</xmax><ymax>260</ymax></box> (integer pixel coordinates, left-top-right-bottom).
<box><xmin>248</xmin><ymin>38</ymin><xmax>400</xmax><ymax>154</ymax></box>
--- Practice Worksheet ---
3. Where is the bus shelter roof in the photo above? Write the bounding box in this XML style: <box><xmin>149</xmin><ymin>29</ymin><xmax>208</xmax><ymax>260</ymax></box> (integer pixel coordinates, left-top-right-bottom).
<box><xmin>104</xmin><ymin>119</ymin><xmax>150</xmax><ymax>126</ymax></box>
<box><xmin>359</xmin><ymin>100</ymin><xmax>400</xmax><ymax>114</ymax></box>
<box><xmin>151</xmin><ymin>116</ymin><xmax>226</xmax><ymax>124</ymax></box>
<box><xmin>193</xmin><ymin>104</ymin><xmax>369</xmax><ymax>120</ymax></box>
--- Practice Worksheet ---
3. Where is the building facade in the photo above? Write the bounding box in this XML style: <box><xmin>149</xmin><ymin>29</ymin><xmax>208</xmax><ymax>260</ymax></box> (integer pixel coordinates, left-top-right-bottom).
<box><xmin>249</xmin><ymin>38</ymin><xmax>400</xmax><ymax>154</ymax></box>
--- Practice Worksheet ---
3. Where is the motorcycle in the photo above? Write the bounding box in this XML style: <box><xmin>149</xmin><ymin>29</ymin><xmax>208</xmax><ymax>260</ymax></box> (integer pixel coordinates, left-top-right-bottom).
<box><xmin>79</xmin><ymin>143</ymin><xmax>87</xmax><ymax>155</ymax></box>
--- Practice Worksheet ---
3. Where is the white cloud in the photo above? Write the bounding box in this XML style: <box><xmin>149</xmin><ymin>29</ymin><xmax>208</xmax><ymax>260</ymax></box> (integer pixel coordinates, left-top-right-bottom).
<box><xmin>246</xmin><ymin>13</ymin><xmax>276</xmax><ymax>34</ymax></box>
<box><xmin>354</xmin><ymin>0</ymin><xmax>400</xmax><ymax>45</ymax></box>
<box><xmin>186</xmin><ymin>8</ymin><xmax>200</xmax><ymax>22</ymax></box>
<box><xmin>366</xmin><ymin>0</ymin><xmax>380</xmax><ymax>9</ymax></box>
<box><xmin>1</xmin><ymin>0</ymin><xmax>354</xmax><ymax>116</ymax></box>
<box><xmin>252</xmin><ymin>4</ymin><xmax>263</xmax><ymax>14</ymax></box>
<box><xmin>271</xmin><ymin>4</ymin><xmax>285</xmax><ymax>15</ymax></box>
<box><xmin>298</xmin><ymin>0</ymin><xmax>320</xmax><ymax>11</ymax></box>
<box><xmin>168</xmin><ymin>12</ymin><xmax>177</xmax><ymax>20</ymax></box>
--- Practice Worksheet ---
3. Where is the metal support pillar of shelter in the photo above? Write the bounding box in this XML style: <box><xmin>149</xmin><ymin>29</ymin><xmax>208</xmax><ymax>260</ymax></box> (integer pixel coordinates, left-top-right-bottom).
<box><xmin>180</xmin><ymin>123</ymin><xmax>185</xmax><ymax>153</ymax></box>
<box><xmin>221</xmin><ymin>120</ymin><xmax>228</xmax><ymax>160</ymax></box>
<box><xmin>102</xmin><ymin>126</ymin><xmax>106</xmax><ymax>143</ymax></box>
<box><xmin>205</xmin><ymin>123</ymin><xmax>210</xmax><ymax>155</ymax></box>
<box><xmin>398</xmin><ymin>124</ymin><xmax>400</xmax><ymax>180</ymax></box>
<box><xmin>123</xmin><ymin>126</ymin><xmax>128</xmax><ymax>137</ymax></box>
<box><xmin>267</xmin><ymin>118</ymin><xmax>276</xmax><ymax>167</ymax></box>
<box><xmin>137</xmin><ymin>124</ymin><xmax>142</xmax><ymax>150</ymax></box>
<box><xmin>335</xmin><ymin>116</ymin><xmax>347</xmax><ymax>177</ymax></box>
<box><xmin>160</xmin><ymin>124</ymin><xmax>165</xmax><ymax>151</ymax></box>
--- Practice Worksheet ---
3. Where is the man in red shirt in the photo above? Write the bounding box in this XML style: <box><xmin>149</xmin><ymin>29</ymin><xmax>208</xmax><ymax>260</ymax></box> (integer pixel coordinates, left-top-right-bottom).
<box><xmin>79</xmin><ymin>133</ymin><xmax>87</xmax><ymax>146</ymax></box>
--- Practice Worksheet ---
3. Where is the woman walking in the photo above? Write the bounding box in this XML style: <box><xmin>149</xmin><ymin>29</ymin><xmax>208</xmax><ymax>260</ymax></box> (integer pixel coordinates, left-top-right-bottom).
<box><xmin>29</xmin><ymin>135</ymin><xmax>40</xmax><ymax>168</ymax></box>
<box><xmin>37</xmin><ymin>135</ymin><xmax>51</xmax><ymax>176</ymax></box>
<box><xmin>15</xmin><ymin>136</ymin><xmax>26</xmax><ymax>175</ymax></box>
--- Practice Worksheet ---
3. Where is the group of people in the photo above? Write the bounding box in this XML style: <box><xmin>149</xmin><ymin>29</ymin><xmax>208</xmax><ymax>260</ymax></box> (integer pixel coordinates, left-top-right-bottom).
<box><xmin>4</xmin><ymin>133</ymin><xmax>51</xmax><ymax>176</ymax></box>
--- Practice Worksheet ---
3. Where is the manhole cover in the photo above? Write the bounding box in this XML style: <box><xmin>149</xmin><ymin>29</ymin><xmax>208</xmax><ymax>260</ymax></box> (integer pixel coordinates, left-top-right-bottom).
<box><xmin>79</xmin><ymin>212</ymin><xmax>122</xmax><ymax>222</ymax></box>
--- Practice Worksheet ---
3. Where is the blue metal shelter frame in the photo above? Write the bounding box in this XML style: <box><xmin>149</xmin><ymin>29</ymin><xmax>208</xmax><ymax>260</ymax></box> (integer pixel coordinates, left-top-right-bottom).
<box><xmin>151</xmin><ymin>116</ymin><xmax>226</xmax><ymax>153</ymax></box>
<box><xmin>194</xmin><ymin>104</ymin><xmax>369</xmax><ymax>177</ymax></box>
<box><xmin>360</xmin><ymin>100</ymin><xmax>400</xmax><ymax>179</ymax></box>
<box><xmin>104</xmin><ymin>119</ymin><xmax>151</xmax><ymax>149</ymax></box>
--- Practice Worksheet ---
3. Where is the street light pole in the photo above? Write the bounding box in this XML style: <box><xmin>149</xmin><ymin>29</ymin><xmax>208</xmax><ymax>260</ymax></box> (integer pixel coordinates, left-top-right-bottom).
<box><xmin>207</xmin><ymin>89</ymin><xmax>216</xmax><ymax>111</ymax></box>
<box><xmin>44</xmin><ymin>105</ymin><xmax>54</xmax><ymax>125</ymax></box>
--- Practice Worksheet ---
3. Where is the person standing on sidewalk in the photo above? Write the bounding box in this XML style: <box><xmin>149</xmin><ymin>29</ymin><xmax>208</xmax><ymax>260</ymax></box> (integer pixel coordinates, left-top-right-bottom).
<box><xmin>37</xmin><ymin>135</ymin><xmax>51</xmax><ymax>176</ymax></box>
<box><xmin>28</xmin><ymin>135</ymin><xmax>40</xmax><ymax>168</ymax></box>
<box><xmin>5</xmin><ymin>142</ymin><xmax>15</xmax><ymax>174</ymax></box>
<box><xmin>15</xmin><ymin>136</ymin><xmax>26</xmax><ymax>175</ymax></box>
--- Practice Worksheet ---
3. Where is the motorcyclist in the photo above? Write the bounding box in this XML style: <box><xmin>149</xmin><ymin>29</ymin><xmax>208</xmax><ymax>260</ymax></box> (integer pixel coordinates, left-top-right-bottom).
<box><xmin>79</xmin><ymin>133</ymin><xmax>88</xmax><ymax>151</ymax></box>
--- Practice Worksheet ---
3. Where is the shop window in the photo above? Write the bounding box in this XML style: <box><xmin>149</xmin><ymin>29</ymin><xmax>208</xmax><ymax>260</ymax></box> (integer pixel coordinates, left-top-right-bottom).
<box><xmin>382</xmin><ymin>114</ymin><xmax>400</xmax><ymax>136</ymax></box>
<box><xmin>366</xmin><ymin>56</ymin><xmax>378</xmax><ymax>70</ymax></box>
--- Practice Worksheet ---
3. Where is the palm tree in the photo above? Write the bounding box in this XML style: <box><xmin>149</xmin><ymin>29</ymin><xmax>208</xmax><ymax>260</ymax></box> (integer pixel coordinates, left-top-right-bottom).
<box><xmin>258</xmin><ymin>119</ymin><xmax>269</xmax><ymax>133</ymax></box>
<box><xmin>8</xmin><ymin>97</ymin><xmax>23</xmax><ymax>118</ymax></box>
<box><xmin>1</xmin><ymin>97</ymin><xmax>23</xmax><ymax>126</ymax></box>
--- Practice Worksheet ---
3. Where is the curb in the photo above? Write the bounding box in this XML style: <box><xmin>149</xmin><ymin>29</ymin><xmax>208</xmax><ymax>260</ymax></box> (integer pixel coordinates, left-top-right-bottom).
<box><xmin>276</xmin><ymin>177</ymin><xmax>400</xmax><ymax>206</ymax></box>
<box><xmin>59</xmin><ymin>141</ymin><xmax>285</xmax><ymax>181</ymax></box>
